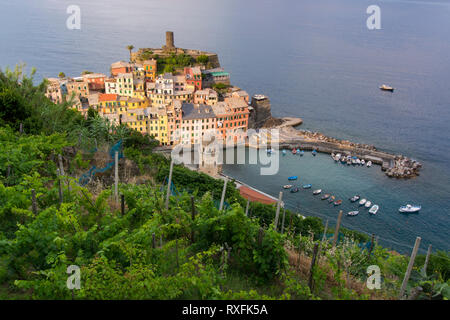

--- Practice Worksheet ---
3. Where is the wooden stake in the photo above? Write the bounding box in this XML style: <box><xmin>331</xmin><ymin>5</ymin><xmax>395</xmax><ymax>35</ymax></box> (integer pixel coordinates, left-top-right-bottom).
<box><xmin>332</xmin><ymin>210</ymin><xmax>343</xmax><ymax>248</ymax></box>
<box><xmin>57</xmin><ymin>169</ymin><xmax>63</xmax><ymax>207</ymax></box>
<box><xmin>114</xmin><ymin>151</ymin><xmax>119</xmax><ymax>202</ymax></box>
<box><xmin>245</xmin><ymin>199</ymin><xmax>250</xmax><ymax>217</ymax></box>
<box><xmin>219</xmin><ymin>177</ymin><xmax>228</xmax><ymax>211</ymax></box>
<box><xmin>121</xmin><ymin>194</ymin><xmax>125</xmax><ymax>215</ymax></box>
<box><xmin>190</xmin><ymin>196</ymin><xmax>196</xmax><ymax>243</ymax></box>
<box><xmin>152</xmin><ymin>233</ymin><xmax>156</xmax><ymax>249</ymax></box>
<box><xmin>31</xmin><ymin>189</ymin><xmax>37</xmax><ymax>215</ymax></box>
<box><xmin>165</xmin><ymin>159</ymin><xmax>174</xmax><ymax>210</ymax></box>
<box><xmin>281</xmin><ymin>208</ymin><xmax>286</xmax><ymax>234</ymax></box>
<box><xmin>297</xmin><ymin>233</ymin><xmax>302</xmax><ymax>268</ymax></box>
<box><xmin>273</xmin><ymin>191</ymin><xmax>283</xmax><ymax>230</ymax></box>
<box><xmin>19</xmin><ymin>123</ymin><xmax>23</xmax><ymax>134</ymax></box>
<box><xmin>308</xmin><ymin>243</ymin><xmax>319</xmax><ymax>290</ymax></box>
<box><xmin>258</xmin><ymin>227</ymin><xmax>264</xmax><ymax>246</ymax></box>
<box><xmin>368</xmin><ymin>234</ymin><xmax>375</xmax><ymax>257</ymax></box>
<box><xmin>423</xmin><ymin>244</ymin><xmax>432</xmax><ymax>274</ymax></box>
<box><xmin>318</xmin><ymin>219</ymin><xmax>329</xmax><ymax>257</ymax></box>
<box><xmin>399</xmin><ymin>236</ymin><xmax>421</xmax><ymax>299</ymax></box>
<box><xmin>58</xmin><ymin>154</ymin><xmax>65</xmax><ymax>175</ymax></box>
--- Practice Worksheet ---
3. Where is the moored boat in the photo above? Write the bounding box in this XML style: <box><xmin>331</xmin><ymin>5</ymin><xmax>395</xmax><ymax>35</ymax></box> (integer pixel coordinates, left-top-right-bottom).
<box><xmin>365</xmin><ymin>201</ymin><xmax>372</xmax><ymax>208</ymax></box>
<box><xmin>399</xmin><ymin>204</ymin><xmax>421</xmax><ymax>213</ymax></box>
<box><xmin>361</xmin><ymin>159</ymin><xmax>366</xmax><ymax>165</ymax></box>
<box><xmin>292</xmin><ymin>148</ymin><xmax>297</xmax><ymax>154</ymax></box>
<box><xmin>312</xmin><ymin>149</ymin><xmax>317</xmax><ymax>156</ymax></box>
<box><xmin>299</xmin><ymin>150</ymin><xmax>304</xmax><ymax>156</ymax></box>
<box><xmin>369</xmin><ymin>205</ymin><xmax>379</xmax><ymax>215</ymax></box>
<box><xmin>283</xmin><ymin>184</ymin><xmax>293</xmax><ymax>189</ymax></box>
<box><xmin>347</xmin><ymin>211</ymin><xmax>359</xmax><ymax>216</ymax></box>
<box><xmin>282</xmin><ymin>149</ymin><xmax>287</xmax><ymax>156</ymax></box>
<box><xmin>313</xmin><ymin>189</ymin><xmax>322</xmax><ymax>195</ymax></box>
<box><xmin>288</xmin><ymin>176</ymin><xmax>298</xmax><ymax>181</ymax></box>
<box><xmin>334</xmin><ymin>199</ymin><xmax>342</xmax><ymax>206</ymax></box>
<box><xmin>359</xmin><ymin>198</ymin><xmax>367</xmax><ymax>206</ymax></box>
<box><xmin>290</xmin><ymin>187</ymin><xmax>299</xmax><ymax>193</ymax></box>
<box><xmin>302</xmin><ymin>184</ymin><xmax>312</xmax><ymax>189</ymax></box>
<box><xmin>367</xmin><ymin>161</ymin><xmax>372</xmax><ymax>167</ymax></box>
<box><xmin>328</xmin><ymin>196</ymin><xmax>336</xmax><ymax>203</ymax></box>
<box><xmin>321</xmin><ymin>194</ymin><xmax>330</xmax><ymax>200</ymax></box>
<box><xmin>350</xmin><ymin>195</ymin><xmax>360</xmax><ymax>202</ymax></box>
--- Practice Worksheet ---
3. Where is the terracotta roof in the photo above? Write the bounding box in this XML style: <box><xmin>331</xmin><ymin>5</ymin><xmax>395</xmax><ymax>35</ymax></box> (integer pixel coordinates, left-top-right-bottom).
<box><xmin>99</xmin><ymin>94</ymin><xmax>118</xmax><ymax>102</ymax></box>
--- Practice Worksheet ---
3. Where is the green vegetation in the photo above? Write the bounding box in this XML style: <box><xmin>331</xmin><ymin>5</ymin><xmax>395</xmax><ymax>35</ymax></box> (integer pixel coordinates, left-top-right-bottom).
<box><xmin>196</xmin><ymin>55</ymin><xmax>209</xmax><ymax>66</ymax></box>
<box><xmin>58</xmin><ymin>72</ymin><xmax>66</xmax><ymax>79</ymax></box>
<box><xmin>126</xmin><ymin>45</ymin><xmax>134</xmax><ymax>62</ymax></box>
<box><xmin>0</xmin><ymin>66</ymin><xmax>448</xmax><ymax>300</ymax></box>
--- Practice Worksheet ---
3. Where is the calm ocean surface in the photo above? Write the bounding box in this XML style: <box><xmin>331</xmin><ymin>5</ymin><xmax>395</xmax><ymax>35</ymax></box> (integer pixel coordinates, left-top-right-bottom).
<box><xmin>1</xmin><ymin>0</ymin><xmax>449</xmax><ymax>253</ymax></box>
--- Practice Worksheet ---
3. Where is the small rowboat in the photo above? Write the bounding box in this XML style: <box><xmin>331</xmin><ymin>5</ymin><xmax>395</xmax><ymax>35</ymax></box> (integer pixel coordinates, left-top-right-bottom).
<box><xmin>292</xmin><ymin>148</ymin><xmax>297</xmax><ymax>154</ymax></box>
<box><xmin>299</xmin><ymin>150</ymin><xmax>304</xmax><ymax>156</ymax></box>
<box><xmin>302</xmin><ymin>184</ymin><xmax>312</xmax><ymax>189</ymax></box>
<box><xmin>290</xmin><ymin>187</ymin><xmax>299</xmax><ymax>193</ymax></box>
<box><xmin>288</xmin><ymin>176</ymin><xmax>298</xmax><ymax>181</ymax></box>
<box><xmin>367</xmin><ymin>161</ymin><xmax>372</xmax><ymax>167</ymax></box>
<box><xmin>334</xmin><ymin>200</ymin><xmax>342</xmax><ymax>206</ymax></box>
<box><xmin>313</xmin><ymin>189</ymin><xmax>322</xmax><ymax>195</ymax></box>
<box><xmin>321</xmin><ymin>194</ymin><xmax>330</xmax><ymax>200</ymax></box>
<box><xmin>369</xmin><ymin>205</ymin><xmax>379</xmax><ymax>215</ymax></box>
<box><xmin>282</xmin><ymin>150</ymin><xmax>287</xmax><ymax>156</ymax></box>
<box><xmin>399</xmin><ymin>204</ymin><xmax>421</xmax><ymax>213</ymax></box>
<box><xmin>312</xmin><ymin>149</ymin><xmax>317</xmax><ymax>156</ymax></box>
<box><xmin>380</xmin><ymin>84</ymin><xmax>394</xmax><ymax>92</ymax></box>
<box><xmin>347</xmin><ymin>211</ymin><xmax>359</xmax><ymax>216</ymax></box>
<box><xmin>359</xmin><ymin>198</ymin><xmax>367</xmax><ymax>206</ymax></box>
<box><xmin>328</xmin><ymin>196</ymin><xmax>336</xmax><ymax>203</ymax></box>
<box><xmin>283</xmin><ymin>185</ymin><xmax>293</xmax><ymax>189</ymax></box>
<box><xmin>365</xmin><ymin>201</ymin><xmax>372</xmax><ymax>208</ymax></box>
<box><xmin>350</xmin><ymin>195</ymin><xmax>360</xmax><ymax>203</ymax></box>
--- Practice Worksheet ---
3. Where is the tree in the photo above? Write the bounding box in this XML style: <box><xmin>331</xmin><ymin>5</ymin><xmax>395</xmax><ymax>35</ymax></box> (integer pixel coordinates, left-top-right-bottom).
<box><xmin>58</xmin><ymin>72</ymin><xmax>66</xmax><ymax>79</ymax></box>
<box><xmin>196</xmin><ymin>55</ymin><xmax>209</xmax><ymax>66</ymax></box>
<box><xmin>127</xmin><ymin>45</ymin><xmax>135</xmax><ymax>62</ymax></box>
<box><xmin>81</xmin><ymin>70</ymin><xmax>93</xmax><ymax>75</ymax></box>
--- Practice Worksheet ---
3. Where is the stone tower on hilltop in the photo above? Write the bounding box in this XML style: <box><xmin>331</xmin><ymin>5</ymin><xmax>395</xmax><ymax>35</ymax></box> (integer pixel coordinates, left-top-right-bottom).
<box><xmin>164</xmin><ymin>31</ymin><xmax>175</xmax><ymax>51</ymax></box>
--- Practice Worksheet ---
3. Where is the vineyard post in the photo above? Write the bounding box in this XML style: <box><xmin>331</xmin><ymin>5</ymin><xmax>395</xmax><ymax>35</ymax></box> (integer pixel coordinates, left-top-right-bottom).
<box><xmin>423</xmin><ymin>244</ymin><xmax>432</xmax><ymax>274</ymax></box>
<box><xmin>58</xmin><ymin>154</ymin><xmax>65</xmax><ymax>175</ymax></box>
<box><xmin>190</xmin><ymin>196</ymin><xmax>196</xmax><ymax>243</ymax></box>
<box><xmin>245</xmin><ymin>199</ymin><xmax>250</xmax><ymax>216</ymax></box>
<box><xmin>297</xmin><ymin>233</ymin><xmax>302</xmax><ymax>268</ymax></box>
<box><xmin>332</xmin><ymin>210</ymin><xmax>343</xmax><ymax>248</ymax></box>
<box><xmin>258</xmin><ymin>227</ymin><xmax>264</xmax><ymax>246</ymax></box>
<box><xmin>273</xmin><ymin>191</ymin><xmax>283</xmax><ymax>230</ymax></box>
<box><xmin>219</xmin><ymin>177</ymin><xmax>227</xmax><ymax>211</ymax></box>
<box><xmin>165</xmin><ymin>158</ymin><xmax>174</xmax><ymax>210</ymax></box>
<box><xmin>368</xmin><ymin>234</ymin><xmax>375</xmax><ymax>257</ymax></box>
<box><xmin>281</xmin><ymin>208</ymin><xmax>286</xmax><ymax>234</ymax></box>
<box><xmin>7</xmin><ymin>165</ymin><xmax>11</xmax><ymax>180</ymax></box>
<box><xmin>289</xmin><ymin>211</ymin><xmax>293</xmax><ymax>233</ymax></box>
<box><xmin>19</xmin><ymin>123</ymin><xmax>23</xmax><ymax>134</ymax></box>
<box><xmin>114</xmin><ymin>151</ymin><xmax>119</xmax><ymax>202</ymax></box>
<box><xmin>57</xmin><ymin>169</ymin><xmax>63</xmax><ymax>207</ymax></box>
<box><xmin>399</xmin><ymin>236</ymin><xmax>421</xmax><ymax>299</ymax></box>
<box><xmin>152</xmin><ymin>233</ymin><xmax>156</xmax><ymax>249</ymax></box>
<box><xmin>318</xmin><ymin>219</ymin><xmax>329</xmax><ymax>258</ymax></box>
<box><xmin>121</xmin><ymin>194</ymin><xmax>125</xmax><ymax>215</ymax></box>
<box><xmin>31</xmin><ymin>189</ymin><xmax>37</xmax><ymax>215</ymax></box>
<box><xmin>308</xmin><ymin>242</ymin><xmax>319</xmax><ymax>291</ymax></box>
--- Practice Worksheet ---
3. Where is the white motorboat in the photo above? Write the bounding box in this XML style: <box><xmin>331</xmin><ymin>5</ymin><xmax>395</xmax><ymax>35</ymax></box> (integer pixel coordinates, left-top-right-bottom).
<box><xmin>283</xmin><ymin>185</ymin><xmax>293</xmax><ymax>189</ymax></box>
<box><xmin>359</xmin><ymin>199</ymin><xmax>367</xmax><ymax>206</ymax></box>
<box><xmin>350</xmin><ymin>195</ymin><xmax>360</xmax><ymax>202</ymax></box>
<box><xmin>365</xmin><ymin>201</ymin><xmax>372</xmax><ymax>208</ymax></box>
<box><xmin>361</xmin><ymin>159</ymin><xmax>366</xmax><ymax>165</ymax></box>
<box><xmin>367</xmin><ymin>161</ymin><xmax>372</xmax><ymax>167</ymax></box>
<box><xmin>347</xmin><ymin>211</ymin><xmax>359</xmax><ymax>216</ymax></box>
<box><xmin>369</xmin><ymin>205</ymin><xmax>379</xmax><ymax>215</ymax></box>
<box><xmin>399</xmin><ymin>204</ymin><xmax>421</xmax><ymax>213</ymax></box>
<box><xmin>356</xmin><ymin>159</ymin><xmax>361</xmax><ymax>165</ymax></box>
<box><xmin>313</xmin><ymin>189</ymin><xmax>322</xmax><ymax>195</ymax></box>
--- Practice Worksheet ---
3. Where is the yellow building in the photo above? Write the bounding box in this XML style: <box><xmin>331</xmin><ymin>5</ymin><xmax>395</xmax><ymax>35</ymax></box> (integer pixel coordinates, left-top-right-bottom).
<box><xmin>116</xmin><ymin>73</ymin><xmax>134</xmax><ymax>97</ymax></box>
<box><xmin>124</xmin><ymin>106</ymin><xmax>169</xmax><ymax>145</ymax></box>
<box><xmin>143</xmin><ymin>59</ymin><xmax>157</xmax><ymax>82</ymax></box>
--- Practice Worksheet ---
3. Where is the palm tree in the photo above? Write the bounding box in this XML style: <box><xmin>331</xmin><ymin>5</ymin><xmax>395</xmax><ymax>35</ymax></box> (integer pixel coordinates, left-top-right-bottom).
<box><xmin>127</xmin><ymin>45</ymin><xmax>135</xmax><ymax>62</ymax></box>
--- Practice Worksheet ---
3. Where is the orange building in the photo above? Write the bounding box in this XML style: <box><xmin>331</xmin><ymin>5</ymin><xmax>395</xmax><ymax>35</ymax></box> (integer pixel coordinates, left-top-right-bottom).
<box><xmin>111</xmin><ymin>61</ymin><xmax>133</xmax><ymax>77</ymax></box>
<box><xmin>184</xmin><ymin>67</ymin><xmax>202</xmax><ymax>91</ymax></box>
<box><xmin>143</xmin><ymin>59</ymin><xmax>157</xmax><ymax>82</ymax></box>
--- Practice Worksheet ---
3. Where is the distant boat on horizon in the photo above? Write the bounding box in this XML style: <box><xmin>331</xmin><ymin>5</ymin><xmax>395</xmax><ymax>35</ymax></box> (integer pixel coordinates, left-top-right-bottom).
<box><xmin>380</xmin><ymin>84</ymin><xmax>394</xmax><ymax>92</ymax></box>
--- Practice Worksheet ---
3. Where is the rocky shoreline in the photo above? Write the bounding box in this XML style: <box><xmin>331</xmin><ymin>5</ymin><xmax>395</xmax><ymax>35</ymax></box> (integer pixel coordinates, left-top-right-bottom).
<box><xmin>271</xmin><ymin>126</ymin><xmax>422</xmax><ymax>179</ymax></box>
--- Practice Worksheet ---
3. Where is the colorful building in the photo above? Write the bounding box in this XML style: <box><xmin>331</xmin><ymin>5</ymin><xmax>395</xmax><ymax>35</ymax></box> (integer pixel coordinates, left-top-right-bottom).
<box><xmin>111</xmin><ymin>61</ymin><xmax>133</xmax><ymax>77</ymax></box>
<box><xmin>184</xmin><ymin>67</ymin><xmax>202</xmax><ymax>91</ymax></box>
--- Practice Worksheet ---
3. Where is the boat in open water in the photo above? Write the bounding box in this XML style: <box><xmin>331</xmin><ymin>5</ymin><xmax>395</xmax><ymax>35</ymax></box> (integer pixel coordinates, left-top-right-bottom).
<box><xmin>369</xmin><ymin>205</ymin><xmax>379</xmax><ymax>215</ymax></box>
<box><xmin>365</xmin><ymin>201</ymin><xmax>372</xmax><ymax>208</ymax></box>
<box><xmin>288</xmin><ymin>176</ymin><xmax>298</xmax><ymax>181</ymax></box>
<box><xmin>290</xmin><ymin>187</ymin><xmax>299</xmax><ymax>193</ymax></box>
<box><xmin>283</xmin><ymin>185</ymin><xmax>293</xmax><ymax>189</ymax></box>
<box><xmin>380</xmin><ymin>84</ymin><xmax>394</xmax><ymax>92</ymax></box>
<box><xmin>321</xmin><ymin>194</ymin><xmax>330</xmax><ymax>200</ymax></box>
<box><xmin>313</xmin><ymin>189</ymin><xmax>322</xmax><ymax>195</ymax></box>
<box><xmin>303</xmin><ymin>184</ymin><xmax>312</xmax><ymax>189</ymax></box>
<box><xmin>399</xmin><ymin>204</ymin><xmax>421</xmax><ymax>213</ymax></box>
<box><xmin>334</xmin><ymin>199</ymin><xmax>342</xmax><ymax>206</ymax></box>
<box><xmin>350</xmin><ymin>195</ymin><xmax>360</xmax><ymax>203</ymax></box>
<box><xmin>328</xmin><ymin>196</ymin><xmax>336</xmax><ymax>203</ymax></box>
<box><xmin>359</xmin><ymin>198</ymin><xmax>367</xmax><ymax>206</ymax></box>
<box><xmin>347</xmin><ymin>211</ymin><xmax>359</xmax><ymax>216</ymax></box>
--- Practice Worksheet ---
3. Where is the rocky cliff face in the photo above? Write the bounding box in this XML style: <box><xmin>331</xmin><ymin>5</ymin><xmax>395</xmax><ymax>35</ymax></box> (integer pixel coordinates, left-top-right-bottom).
<box><xmin>248</xmin><ymin>96</ymin><xmax>275</xmax><ymax>129</ymax></box>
